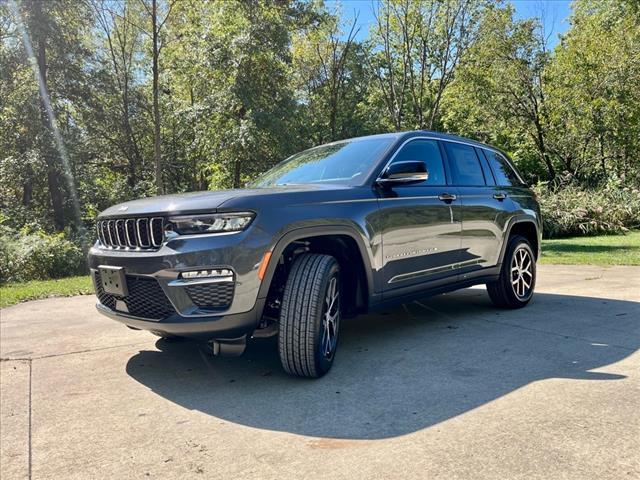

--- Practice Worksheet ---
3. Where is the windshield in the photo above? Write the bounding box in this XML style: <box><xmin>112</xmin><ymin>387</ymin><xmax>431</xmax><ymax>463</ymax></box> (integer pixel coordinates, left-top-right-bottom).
<box><xmin>250</xmin><ymin>137</ymin><xmax>394</xmax><ymax>187</ymax></box>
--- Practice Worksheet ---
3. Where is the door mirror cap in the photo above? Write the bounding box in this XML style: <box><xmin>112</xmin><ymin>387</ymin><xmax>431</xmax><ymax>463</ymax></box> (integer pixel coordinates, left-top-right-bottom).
<box><xmin>377</xmin><ymin>161</ymin><xmax>429</xmax><ymax>185</ymax></box>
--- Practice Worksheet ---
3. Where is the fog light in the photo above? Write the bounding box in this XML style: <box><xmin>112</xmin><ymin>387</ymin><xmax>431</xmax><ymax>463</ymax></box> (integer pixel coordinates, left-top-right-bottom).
<box><xmin>180</xmin><ymin>269</ymin><xmax>233</xmax><ymax>279</ymax></box>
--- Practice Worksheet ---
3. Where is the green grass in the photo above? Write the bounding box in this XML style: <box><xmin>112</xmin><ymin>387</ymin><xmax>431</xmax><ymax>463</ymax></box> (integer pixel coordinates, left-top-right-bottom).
<box><xmin>540</xmin><ymin>231</ymin><xmax>640</xmax><ymax>266</ymax></box>
<box><xmin>0</xmin><ymin>275</ymin><xmax>93</xmax><ymax>308</ymax></box>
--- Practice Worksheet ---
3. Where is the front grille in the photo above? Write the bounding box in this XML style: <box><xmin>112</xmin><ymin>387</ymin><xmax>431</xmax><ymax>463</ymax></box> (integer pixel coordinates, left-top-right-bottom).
<box><xmin>186</xmin><ymin>282</ymin><xmax>235</xmax><ymax>309</ymax></box>
<box><xmin>96</xmin><ymin>217</ymin><xmax>164</xmax><ymax>249</ymax></box>
<box><xmin>95</xmin><ymin>272</ymin><xmax>176</xmax><ymax>320</ymax></box>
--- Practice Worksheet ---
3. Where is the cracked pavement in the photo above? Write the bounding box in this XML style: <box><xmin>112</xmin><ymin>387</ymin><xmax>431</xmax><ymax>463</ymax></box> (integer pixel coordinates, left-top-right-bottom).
<box><xmin>1</xmin><ymin>265</ymin><xmax>639</xmax><ymax>479</ymax></box>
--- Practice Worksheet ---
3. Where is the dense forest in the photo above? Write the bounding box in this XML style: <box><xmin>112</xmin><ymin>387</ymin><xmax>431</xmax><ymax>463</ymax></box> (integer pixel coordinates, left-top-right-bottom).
<box><xmin>1</xmin><ymin>0</ymin><xmax>639</xmax><ymax>244</ymax></box>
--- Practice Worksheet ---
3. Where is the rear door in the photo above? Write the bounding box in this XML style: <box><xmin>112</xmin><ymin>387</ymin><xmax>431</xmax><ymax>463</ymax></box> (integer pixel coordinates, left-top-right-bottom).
<box><xmin>442</xmin><ymin>141</ymin><xmax>511</xmax><ymax>273</ymax></box>
<box><xmin>377</xmin><ymin>138</ymin><xmax>463</xmax><ymax>291</ymax></box>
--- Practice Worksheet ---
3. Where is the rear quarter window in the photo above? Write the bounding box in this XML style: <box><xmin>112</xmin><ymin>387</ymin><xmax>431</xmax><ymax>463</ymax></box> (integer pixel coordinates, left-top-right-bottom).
<box><xmin>483</xmin><ymin>150</ymin><xmax>524</xmax><ymax>187</ymax></box>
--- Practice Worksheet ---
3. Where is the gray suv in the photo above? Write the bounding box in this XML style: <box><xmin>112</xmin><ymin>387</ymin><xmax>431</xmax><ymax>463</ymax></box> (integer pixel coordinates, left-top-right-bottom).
<box><xmin>88</xmin><ymin>131</ymin><xmax>541</xmax><ymax>378</ymax></box>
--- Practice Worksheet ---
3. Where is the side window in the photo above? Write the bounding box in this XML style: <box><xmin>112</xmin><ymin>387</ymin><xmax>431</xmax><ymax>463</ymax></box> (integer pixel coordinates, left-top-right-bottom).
<box><xmin>483</xmin><ymin>150</ymin><xmax>523</xmax><ymax>186</ymax></box>
<box><xmin>444</xmin><ymin>142</ymin><xmax>486</xmax><ymax>186</ymax></box>
<box><xmin>476</xmin><ymin>147</ymin><xmax>496</xmax><ymax>186</ymax></box>
<box><xmin>390</xmin><ymin>139</ymin><xmax>446</xmax><ymax>186</ymax></box>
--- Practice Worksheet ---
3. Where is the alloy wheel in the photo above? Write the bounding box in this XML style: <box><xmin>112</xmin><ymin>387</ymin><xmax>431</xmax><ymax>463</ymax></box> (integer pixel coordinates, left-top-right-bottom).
<box><xmin>511</xmin><ymin>247</ymin><xmax>533</xmax><ymax>299</ymax></box>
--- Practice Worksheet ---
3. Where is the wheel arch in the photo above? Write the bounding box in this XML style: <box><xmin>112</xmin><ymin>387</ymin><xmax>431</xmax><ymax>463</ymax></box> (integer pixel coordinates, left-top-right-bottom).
<box><xmin>257</xmin><ymin>226</ymin><xmax>375</xmax><ymax>313</ymax></box>
<box><xmin>499</xmin><ymin>218</ymin><xmax>541</xmax><ymax>264</ymax></box>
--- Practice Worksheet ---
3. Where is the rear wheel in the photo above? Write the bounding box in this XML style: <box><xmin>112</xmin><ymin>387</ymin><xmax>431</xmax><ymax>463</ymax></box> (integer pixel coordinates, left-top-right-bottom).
<box><xmin>278</xmin><ymin>253</ymin><xmax>341</xmax><ymax>378</ymax></box>
<box><xmin>487</xmin><ymin>235</ymin><xmax>536</xmax><ymax>308</ymax></box>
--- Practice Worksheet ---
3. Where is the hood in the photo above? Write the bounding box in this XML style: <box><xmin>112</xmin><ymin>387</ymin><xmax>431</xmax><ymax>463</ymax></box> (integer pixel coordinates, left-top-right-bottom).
<box><xmin>98</xmin><ymin>184</ymin><xmax>348</xmax><ymax>218</ymax></box>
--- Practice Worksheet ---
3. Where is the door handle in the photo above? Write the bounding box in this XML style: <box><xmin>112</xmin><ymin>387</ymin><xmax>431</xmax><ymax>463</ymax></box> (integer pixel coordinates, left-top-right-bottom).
<box><xmin>438</xmin><ymin>193</ymin><xmax>457</xmax><ymax>203</ymax></box>
<box><xmin>493</xmin><ymin>193</ymin><xmax>507</xmax><ymax>201</ymax></box>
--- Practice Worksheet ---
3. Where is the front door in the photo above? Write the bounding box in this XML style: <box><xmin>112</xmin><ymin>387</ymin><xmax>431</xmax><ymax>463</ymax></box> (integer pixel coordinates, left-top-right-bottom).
<box><xmin>376</xmin><ymin>138</ymin><xmax>463</xmax><ymax>292</ymax></box>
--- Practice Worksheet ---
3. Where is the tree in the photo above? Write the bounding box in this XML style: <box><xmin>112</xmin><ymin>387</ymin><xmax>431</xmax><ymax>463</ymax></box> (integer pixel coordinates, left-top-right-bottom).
<box><xmin>2</xmin><ymin>0</ymin><xmax>93</xmax><ymax>231</ymax></box>
<box><xmin>292</xmin><ymin>9</ymin><xmax>361</xmax><ymax>142</ymax></box>
<box><xmin>139</xmin><ymin>0</ymin><xmax>174</xmax><ymax>194</ymax></box>
<box><xmin>443</xmin><ymin>4</ymin><xmax>556</xmax><ymax>181</ymax></box>
<box><xmin>161</xmin><ymin>0</ymin><xmax>312</xmax><ymax>189</ymax></box>
<box><xmin>367</xmin><ymin>0</ymin><xmax>483</xmax><ymax>131</ymax></box>
<box><xmin>545</xmin><ymin>0</ymin><xmax>640</xmax><ymax>184</ymax></box>
<box><xmin>91</xmin><ymin>0</ymin><xmax>146</xmax><ymax>189</ymax></box>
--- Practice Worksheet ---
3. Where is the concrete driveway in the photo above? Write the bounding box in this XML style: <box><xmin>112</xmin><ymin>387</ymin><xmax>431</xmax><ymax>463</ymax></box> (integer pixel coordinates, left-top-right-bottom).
<box><xmin>1</xmin><ymin>265</ymin><xmax>639</xmax><ymax>479</ymax></box>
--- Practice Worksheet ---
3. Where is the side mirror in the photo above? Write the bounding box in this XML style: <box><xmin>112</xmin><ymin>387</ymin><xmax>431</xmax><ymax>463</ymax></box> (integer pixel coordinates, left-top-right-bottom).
<box><xmin>377</xmin><ymin>161</ymin><xmax>428</xmax><ymax>185</ymax></box>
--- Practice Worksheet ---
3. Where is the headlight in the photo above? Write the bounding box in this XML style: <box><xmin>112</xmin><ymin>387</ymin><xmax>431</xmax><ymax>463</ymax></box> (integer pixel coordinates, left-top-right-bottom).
<box><xmin>166</xmin><ymin>212</ymin><xmax>255</xmax><ymax>235</ymax></box>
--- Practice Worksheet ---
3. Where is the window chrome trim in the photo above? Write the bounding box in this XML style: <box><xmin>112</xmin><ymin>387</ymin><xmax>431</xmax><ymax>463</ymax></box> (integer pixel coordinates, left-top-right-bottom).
<box><xmin>375</xmin><ymin>135</ymin><xmax>506</xmax><ymax>185</ymax></box>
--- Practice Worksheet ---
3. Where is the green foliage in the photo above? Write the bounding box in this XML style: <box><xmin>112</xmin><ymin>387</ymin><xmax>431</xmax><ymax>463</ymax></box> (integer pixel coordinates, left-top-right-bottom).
<box><xmin>534</xmin><ymin>178</ymin><xmax>640</xmax><ymax>238</ymax></box>
<box><xmin>0</xmin><ymin>225</ymin><xmax>86</xmax><ymax>284</ymax></box>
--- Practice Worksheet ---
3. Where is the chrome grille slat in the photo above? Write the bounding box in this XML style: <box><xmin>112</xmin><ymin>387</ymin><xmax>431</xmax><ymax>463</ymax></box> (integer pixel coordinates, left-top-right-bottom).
<box><xmin>96</xmin><ymin>217</ymin><xmax>163</xmax><ymax>250</ymax></box>
<box><xmin>100</xmin><ymin>221</ymin><xmax>109</xmax><ymax>246</ymax></box>
<box><xmin>107</xmin><ymin>220</ymin><xmax>115</xmax><ymax>246</ymax></box>
<box><xmin>150</xmin><ymin>217</ymin><xmax>163</xmax><ymax>247</ymax></box>
<box><xmin>136</xmin><ymin>218</ymin><xmax>150</xmax><ymax>248</ymax></box>
<box><xmin>96</xmin><ymin>222</ymin><xmax>104</xmax><ymax>246</ymax></box>
<box><xmin>115</xmin><ymin>219</ymin><xmax>126</xmax><ymax>247</ymax></box>
<box><xmin>124</xmin><ymin>219</ymin><xmax>136</xmax><ymax>247</ymax></box>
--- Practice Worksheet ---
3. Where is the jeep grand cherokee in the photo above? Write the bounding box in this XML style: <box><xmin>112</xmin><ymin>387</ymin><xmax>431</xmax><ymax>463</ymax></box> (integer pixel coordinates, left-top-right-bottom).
<box><xmin>88</xmin><ymin>131</ymin><xmax>541</xmax><ymax>378</ymax></box>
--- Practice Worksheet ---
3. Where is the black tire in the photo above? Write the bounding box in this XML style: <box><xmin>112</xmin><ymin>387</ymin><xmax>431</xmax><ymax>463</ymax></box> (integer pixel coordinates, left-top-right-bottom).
<box><xmin>278</xmin><ymin>253</ymin><xmax>341</xmax><ymax>378</ymax></box>
<box><xmin>486</xmin><ymin>235</ymin><xmax>536</xmax><ymax>309</ymax></box>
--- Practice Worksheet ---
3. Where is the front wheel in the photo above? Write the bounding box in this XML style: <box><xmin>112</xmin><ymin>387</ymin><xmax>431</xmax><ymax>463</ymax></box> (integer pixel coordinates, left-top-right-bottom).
<box><xmin>486</xmin><ymin>235</ymin><xmax>536</xmax><ymax>308</ymax></box>
<box><xmin>278</xmin><ymin>253</ymin><xmax>341</xmax><ymax>378</ymax></box>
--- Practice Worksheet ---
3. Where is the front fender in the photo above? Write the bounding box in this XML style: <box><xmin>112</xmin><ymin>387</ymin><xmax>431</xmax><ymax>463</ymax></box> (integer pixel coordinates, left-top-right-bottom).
<box><xmin>256</xmin><ymin>224</ymin><xmax>379</xmax><ymax>301</ymax></box>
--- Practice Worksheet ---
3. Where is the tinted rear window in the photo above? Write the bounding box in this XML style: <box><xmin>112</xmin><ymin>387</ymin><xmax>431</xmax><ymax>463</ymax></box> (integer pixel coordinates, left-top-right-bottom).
<box><xmin>483</xmin><ymin>150</ymin><xmax>523</xmax><ymax>186</ymax></box>
<box><xmin>444</xmin><ymin>142</ymin><xmax>486</xmax><ymax>186</ymax></box>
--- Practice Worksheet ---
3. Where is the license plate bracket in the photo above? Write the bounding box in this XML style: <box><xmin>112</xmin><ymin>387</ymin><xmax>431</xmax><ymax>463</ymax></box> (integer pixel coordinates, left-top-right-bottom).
<box><xmin>99</xmin><ymin>266</ymin><xmax>128</xmax><ymax>297</ymax></box>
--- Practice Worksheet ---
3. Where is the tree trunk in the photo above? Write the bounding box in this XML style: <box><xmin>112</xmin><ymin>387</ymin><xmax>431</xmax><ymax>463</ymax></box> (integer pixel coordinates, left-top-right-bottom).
<box><xmin>152</xmin><ymin>0</ymin><xmax>163</xmax><ymax>194</ymax></box>
<box><xmin>123</xmin><ymin>82</ymin><xmax>140</xmax><ymax>188</ymax></box>
<box><xmin>233</xmin><ymin>160</ymin><xmax>241</xmax><ymax>188</ymax></box>
<box><xmin>33</xmin><ymin>0</ymin><xmax>65</xmax><ymax>230</ymax></box>
<box><xmin>533</xmin><ymin>117</ymin><xmax>555</xmax><ymax>181</ymax></box>
<box><xmin>599</xmin><ymin>134</ymin><xmax>607</xmax><ymax>178</ymax></box>
<box><xmin>22</xmin><ymin>175</ymin><xmax>33</xmax><ymax>207</ymax></box>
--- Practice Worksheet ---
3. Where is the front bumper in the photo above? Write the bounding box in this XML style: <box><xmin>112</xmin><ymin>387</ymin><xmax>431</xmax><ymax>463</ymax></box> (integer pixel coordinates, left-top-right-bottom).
<box><xmin>87</xmin><ymin>228</ymin><xmax>271</xmax><ymax>338</ymax></box>
<box><xmin>95</xmin><ymin>299</ymin><xmax>265</xmax><ymax>339</ymax></box>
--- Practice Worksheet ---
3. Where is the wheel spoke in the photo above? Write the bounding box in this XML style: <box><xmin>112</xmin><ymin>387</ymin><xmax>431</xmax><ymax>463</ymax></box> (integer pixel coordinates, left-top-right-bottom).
<box><xmin>323</xmin><ymin>321</ymin><xmax>332</xmax><ymax>355</ymax></box>
<box><xmin>321</xmin><ymin>275</ymin><xmax>340</xmax><ymax>357</ymax></box>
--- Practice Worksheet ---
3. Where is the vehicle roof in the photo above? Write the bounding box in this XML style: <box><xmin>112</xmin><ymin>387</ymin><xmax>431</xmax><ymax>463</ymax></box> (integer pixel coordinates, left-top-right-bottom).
<box><xmin>339</xmin><ymin>130</ymin><xmax>503</xmax><ymax>154</ymax></box>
